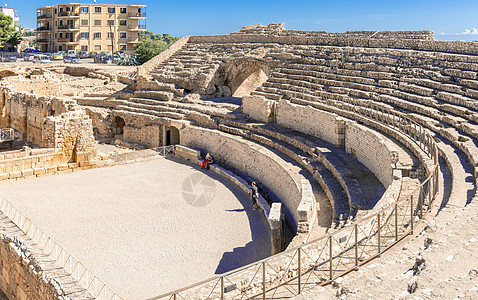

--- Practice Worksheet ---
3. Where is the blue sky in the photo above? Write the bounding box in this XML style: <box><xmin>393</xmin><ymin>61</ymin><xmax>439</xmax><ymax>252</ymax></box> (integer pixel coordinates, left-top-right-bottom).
<box><xmin>8</xmin><ymin>0</ymin><xmax>478</xmax><ymax>41</ymax></box>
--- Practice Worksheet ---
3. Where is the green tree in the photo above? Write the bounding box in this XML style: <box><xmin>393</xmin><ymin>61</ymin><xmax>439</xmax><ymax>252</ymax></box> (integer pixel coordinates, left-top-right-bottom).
<box><xmin>135</xmin><ymin>31</ymin><xmax>179</xmax><ymax>64</ymax></box>
<box><xmin>134</xmin><ymin>39</ymin><xmax>169</xmax><ymax>64</ymax></box>
<box><xmin>0</xmin><ymin>13</ymin><xmax>15</xmax><ymax>44</ymax></box>
<box><xmin>5</xmin><ymin>31</ymin><xmax>22</xmax><ymax>50</ymax></box>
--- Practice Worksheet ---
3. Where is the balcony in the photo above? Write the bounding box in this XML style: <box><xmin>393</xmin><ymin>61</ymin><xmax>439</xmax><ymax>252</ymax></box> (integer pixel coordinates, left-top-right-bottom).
<box><xmin>58</xmin><ymin>38</ymin><xmax>79</xmax><ymax>44</ymax></box>
<box><xmin>127</xmin><ymin>25</ymin><xmax>146</xmax><ymax>31</ymax></box>
<box><xmin>127</xmin><ymin>38</ymin><xmax>140</xmax><ymax>44</ymax></box>
<box><xmin>58</xmin><ymin>25</ymin><xmax>80</xmax><ymax>31</ymax></box>
<box><xmin>37</xmin><ymin>26</ymin><xmax>51</xmax><ymax>31</ymax></box>
<box><xmin>37</xmin><ymin>38</ymin><xmax>50</xmax><ymax>42</ymax></box>
<box><xmin>37</xmin><ymin>14</ymin><xmax>52</xmax><ymax>20</ymax></box>
<box><xmin>58</xmin><ymin>11</ymin><xmax>80</xmax><ymax>18</ymax></box>
<box><xmin>128</xmin><ymin>12</ymin><xmax>146</xmax><ymax>18</ymax></box>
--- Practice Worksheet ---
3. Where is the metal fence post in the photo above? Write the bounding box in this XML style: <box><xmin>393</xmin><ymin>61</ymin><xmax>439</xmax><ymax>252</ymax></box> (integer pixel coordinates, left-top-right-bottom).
<box><xmin>298</xmin><ymin>247</ymin><xmax>301</xmax><ymax>294</ymax></box>
<box><xmin>329</xmin><ymin>235</ymin><xmax>333</xmax><ymax>281</ymax></box>
<box><xmin>410</xmin><ymin>195</ymin><xmax>414</xmax><ymax>234</ymax></box>
<box><xmin>354</xmin><ymin>224</ymin><xmax>358</xmax><ymax>268</ymax></box>
<box><xmin>395</xmin><ymin>203</ymin><xmax>399</xmax><ymax>241</ymax></box>
<box><xmin>221</xmin><ymin>276</ymin><xmax>224</xmax><ymax>300</ymax></box>
<box><xmin>262</xmin><ymin>261</ymin><xmax>266</xmax><ymax>300</ymax></box>
<box><xmin>377</xmin><ymin>213</ymin><xmax>381</xmax><ymax>254</ymax></box>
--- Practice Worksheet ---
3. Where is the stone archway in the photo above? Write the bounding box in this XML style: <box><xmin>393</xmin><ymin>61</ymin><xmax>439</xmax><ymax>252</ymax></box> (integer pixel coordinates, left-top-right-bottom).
<box><xmin>112</xmin><ymin>116</ymin><xmax>125</xmax><ymax>136</ymax></box>
<box><xmin>224</xmin><ymin>57</ymin><xmax>270</xmax><ymax>98</ymax></box>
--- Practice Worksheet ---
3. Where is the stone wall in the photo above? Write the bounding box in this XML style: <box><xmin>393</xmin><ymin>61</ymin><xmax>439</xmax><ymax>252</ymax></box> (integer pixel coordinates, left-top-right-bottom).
<box><xmin>0</xmin><ymin>80</ymin><xmax>97</xmax><ymax>166</ymax></box>
<box><xmin>234</xmin><ymin>23</ymin><xmax>434</xmax><ymax>40</ymax></box>
<box><xmin>242</xmin><ymin>95</ymin><xmax>275</xmax><ymax>123</ymax></box>
<box><xmin>345</xmin><ymin>121</ymin><xmax>396</xmax><ymax>187</ymax></box>
<box><xmin>275</xmin><ymin>100</ymin><xmax>343</xmax><ymax>146</ymax></box>
<box><xmin>137</xmin><ymin>36</ymin><xmax>191</xmax><ymax>79</ymax></box>
<box><xmin>180</xmin><ymin>125</ymin><xmax>305</xmax><ymax>231</ymax></box>
<box><xmin>6</xmin><ymin>75</ymin><xmax>63</xmax><ymax>96</ymax></box>
<box><xmin>188</xmin><ymin>34</ymin><xmax>478</xmax><ymax>55</ymax></box>
<box><xmin>123</xmin><ymin>124</ymin><xmax>161</xmax><ymax>148</ymax></box>
<box><xmin>0</xmin><ymin>234</ymin><xmax>62</xmax><ymax>300</ymax></box>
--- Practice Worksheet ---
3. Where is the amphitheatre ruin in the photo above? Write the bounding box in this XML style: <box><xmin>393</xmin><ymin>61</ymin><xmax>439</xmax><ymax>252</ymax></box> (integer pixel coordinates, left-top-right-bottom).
<box><xmin>0</xmin><ymin>22</ymin><xmax>478</xmax><ymax>299</ymax></box>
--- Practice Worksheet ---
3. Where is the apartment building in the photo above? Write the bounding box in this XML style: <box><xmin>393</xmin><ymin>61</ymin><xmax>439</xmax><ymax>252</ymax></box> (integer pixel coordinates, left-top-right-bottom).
<box><xmin>0</xmin><ymin>6</ymin><xmax>20</xmax><ymax>26</ymax></box>
<box><xmin>36</xmin><ymin>3</ymin><xmax>146</xmax><ymax>53</ymax></box>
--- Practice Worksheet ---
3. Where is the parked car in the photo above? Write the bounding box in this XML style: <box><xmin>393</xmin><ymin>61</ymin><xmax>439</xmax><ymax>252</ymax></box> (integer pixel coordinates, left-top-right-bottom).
<box><xmin>51</xmin><ymin>52</ymin><xmax>63</xmax><ymax>60</ymax></box>
<box><xmin>63</xmin><ymin>56</ymin><xmax>81</xmax><ymax>64</ymax></box>
<box><xmin>88</xmin><ymin>51</ymin><xmax>98</xmax><ymax>58</ymax></box>
<box><xmin>79</xmin><ymin>51</ymin><xmax>89</xmax><ymax>58</ymax></box>
<box><xmin>2</xmin><ymin>54</ymin><xmax>17</xmax><ymax>62</ymax></box>
<box><xmin>32</xmin><ymin>54</ymin><xmax>52</xmax><ymax>63</ymax></box>
<box><xmin>66</xmin><ymin>50</ymin><xmax>76</xmax><ymax>56</ymax></box>
<box><xmin>22</xmin><ymin>48</ymin><xmax>39</xmax><ymax>54</ymax></box>
<box><xmin>24</xmin><ymin>53</ymin><xmax>35</xmax><ymax>61</ymax></box>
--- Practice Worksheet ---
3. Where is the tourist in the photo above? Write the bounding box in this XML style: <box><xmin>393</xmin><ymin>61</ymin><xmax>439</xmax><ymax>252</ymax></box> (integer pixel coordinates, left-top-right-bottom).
<box><xmin>202</xmin><ymin>152</ymin><xmax>214</xmax><ymax>169</ymax></box>
<box><xmin>250</xmin><ymin>182</ymin><xmax>259</xmax><ymax>210</ymax></box>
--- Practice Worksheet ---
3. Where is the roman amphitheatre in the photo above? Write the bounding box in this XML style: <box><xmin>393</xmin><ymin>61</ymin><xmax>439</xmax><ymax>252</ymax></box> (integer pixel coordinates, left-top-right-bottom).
<box><xmin>0</xmin><ymin>22</ymin><xmax>477</xmax><ymax>299</ymax></box>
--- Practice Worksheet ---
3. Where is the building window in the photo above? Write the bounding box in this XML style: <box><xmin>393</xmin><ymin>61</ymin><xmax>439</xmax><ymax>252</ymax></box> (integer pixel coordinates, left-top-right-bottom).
<box><xmin>106</xmin><ymin>19</ymin><xmax>115</xmax><ymax>26</ymax></box>
<box><xmin>119</xmin><ymin>32</ymin><xmax>126</xmax><ymax>39</ymax></box>
<box><xmin>119</xmin><ymin>19</ymin><xmax>127</xmax><ymax>26</ymax></box>
<box><xmin>59</xmin><ymin>20</ymin><xmax>63</xmax><ymax>26</ymax></box>
<box><xmin>94</xmin><ymin>19</ymin><xmax>102</xmax><ymax>26</ymax></box>
<box><xmin>81</xmin><ymin>7</ymin><xmax>88</xmax><ymax>13</ymax></box>
<box><xmin>66</xmin><ymin>7</ymin><xmax>71</xmax><ymax>12</ymax></box>
<box><xmin>94</xmin><ymin>7</ymin><xmax>102</xmax><ymax>14</ymax></box>
<box><xmin>54</xmin><ymin>33</ymin><xmax>57</xmax><ymax>38</ymax></box>
<box><xmin>81</xmin><ymin>32</ymin><xmax>89</xmax><ymax>39</ymax></box>
<box><xmin>94</xmin><ymin>45</ymin><xmax>101</xmax><ymax>51</ymax></box>
<box><xmin>108</xmin><ymin>7</ymin><xmax>115</xmax><ymax>14</ymax></box>
<box><xmin>55</xmin><ymin>8</ymin><xmax>57</xmax><ymax>14</ymax></box>
<box><xmin>59</xmin><ymin>7</ymin><xmax>63</xmax><ymax>13</ymax></box>
<box><xmin>55</xmin><ymin>21</ymin><xmax>57</xmax><ymax>26</ymax></box>
<box><xmin>81</xmin><ymin>45</ymin><xmax>88</xmax><ymax>52</ymax></box>
<box><xmin>80</xmin><ymin>19</ymin><xmax>89</xmax><ymax>26</ymax></box>
<box><xmin>59</xmin><ymin>32</ymin><xmax>63</xmax><ymax>38</ymax></box>
<box><xmin>119</xmin><ymin>7</ymin><xmax>126</xmax><ymax>14</ymax></box>
<box><xmin>107</xmin><ymin>32</ymin><xmax>114</xmax><ymax>40</ymax></box>
<box><xmin>93</xmin><ymin>32</ymin><xmax>101</xmax><ymax>39</ymax></box>
<box><xmin>119</xmin><ymin>44</ymin><xmax>127</xmax><ymax>51</ymax></box>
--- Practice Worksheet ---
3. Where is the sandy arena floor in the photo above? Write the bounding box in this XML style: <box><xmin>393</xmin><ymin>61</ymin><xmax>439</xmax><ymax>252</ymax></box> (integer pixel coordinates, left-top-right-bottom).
<box><xmin>0</xmin><ymin>157</ymin><xmax>271</xmax><ymax>299</ymax></box>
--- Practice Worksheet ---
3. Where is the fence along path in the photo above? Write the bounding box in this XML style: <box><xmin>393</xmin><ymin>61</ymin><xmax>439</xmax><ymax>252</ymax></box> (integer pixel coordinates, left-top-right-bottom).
<box><xmin>150</xmin><ymin>102</ymin><xmax>439</xmax><ymax>300</ymax></box>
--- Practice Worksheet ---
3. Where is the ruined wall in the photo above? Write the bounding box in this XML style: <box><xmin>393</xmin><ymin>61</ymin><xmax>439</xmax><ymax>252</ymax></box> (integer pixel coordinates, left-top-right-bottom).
<box><xmin>275</xmin><ymin>100</ymin><xmax>343</xmax><ymax>146</ymax></box>
<box><xmin>234</xmin><ymin>23</ymin><xmax>434</xmax><ymax>40</ymax></box>
<box><xmin>42</xmin><ymin>110</ymin><xmax>97</xmax><ymax>163</ymax></box>
<box><xmin>180</xmin><ymin>125</ymin><xmax>303</xmax><ymax>230</ymax></box>
<box><xmin>6</xmin><ymin>75</ymin><xmax>63</xmax><ymax>96</ymax></box>
<box><xmin>345</xmin><ymin>121</ymin><xmax>395</xmax><ymax>187</ymax></box>
<box><xmin>123</xmin><ymin>124</ymin><xmax>161</xmax><ymax>148</ymax></box>
<box><xmin>188</xmin><ymin>34</ymin><xmax>478</xmax><ymax>55</ymax></box>
<box><xmin>0</xmin><ymin>234</ymin><xmax>62</xmax><ymax>300</ymax></box>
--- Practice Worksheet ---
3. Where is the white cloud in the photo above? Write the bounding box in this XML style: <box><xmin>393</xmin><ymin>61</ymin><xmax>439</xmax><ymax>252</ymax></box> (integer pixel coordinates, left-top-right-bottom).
<box><xmin>460</xmin><ymin>28</ymin><xmax>478</xmax><ymax>35</ymax></box>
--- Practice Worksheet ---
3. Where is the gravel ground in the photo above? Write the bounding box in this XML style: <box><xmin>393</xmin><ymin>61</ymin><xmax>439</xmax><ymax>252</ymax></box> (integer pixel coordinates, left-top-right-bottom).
<box><xmin>0</xmin><ymin>157</ymin><xmax>271</xmax><ymax>299</ymax></box>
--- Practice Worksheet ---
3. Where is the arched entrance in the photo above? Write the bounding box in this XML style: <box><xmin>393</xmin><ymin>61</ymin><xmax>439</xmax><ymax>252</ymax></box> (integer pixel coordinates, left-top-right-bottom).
<box><xmin>112</xmin><ymin>116</ymin><xmax>125</xmax><ymax>136</ymax></box>
<box><xmin>164</xmin><ymin>126</ymin><xmax>180</xmax><ymax>146</ymax></box>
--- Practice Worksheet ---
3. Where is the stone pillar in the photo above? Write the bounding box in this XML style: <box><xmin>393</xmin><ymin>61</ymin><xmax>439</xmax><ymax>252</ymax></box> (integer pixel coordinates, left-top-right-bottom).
<box><xmin>269</xmin><ymin>202</ymin><xmax>284</xmax><ymax>255</ymax></box>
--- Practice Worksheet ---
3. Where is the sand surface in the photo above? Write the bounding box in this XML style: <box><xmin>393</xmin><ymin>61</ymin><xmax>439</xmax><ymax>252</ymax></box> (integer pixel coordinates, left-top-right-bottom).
<box><xmin>0</xmin><ymin>157</ymin><xmax>271</xmax><ymax>299</ymax></box>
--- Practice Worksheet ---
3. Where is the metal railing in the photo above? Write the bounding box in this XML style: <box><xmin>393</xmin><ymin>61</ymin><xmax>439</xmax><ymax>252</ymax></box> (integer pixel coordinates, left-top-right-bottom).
<box><xmin>0</xmin><ymin>128</ymin><xmax>14</xmax><ymax>143</ymax></box>
<box><xmin>151</xmin><ymin>102</ymin><xmax>439</xmax><ymax>299</ymax></box>
<box><xmin>0</xmin><ymin>196</ymin><xmax>125</xmax><ymax>300</ymax></box>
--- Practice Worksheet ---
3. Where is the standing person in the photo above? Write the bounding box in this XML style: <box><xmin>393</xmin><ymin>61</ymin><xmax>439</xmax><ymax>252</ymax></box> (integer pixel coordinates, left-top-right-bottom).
<box><xmin>250</xmin><ymin>182</ymin><xmax>259</xmax><ymax>210</ymax></box>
